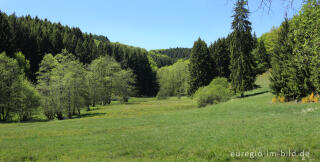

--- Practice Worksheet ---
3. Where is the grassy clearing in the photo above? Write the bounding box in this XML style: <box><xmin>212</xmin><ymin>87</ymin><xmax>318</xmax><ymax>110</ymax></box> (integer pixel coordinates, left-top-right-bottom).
<box><xmin>1</xmin><ymin>72</ymin><xmax>320</xmax><ymax>161</ymax></box>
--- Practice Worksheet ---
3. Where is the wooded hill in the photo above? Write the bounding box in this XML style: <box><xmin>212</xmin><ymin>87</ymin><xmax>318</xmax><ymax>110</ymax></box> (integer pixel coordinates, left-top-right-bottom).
<box><xmin>0</xmin><ymin>11</ymin><xmax>159</xmax><ymax>96</ymax></box>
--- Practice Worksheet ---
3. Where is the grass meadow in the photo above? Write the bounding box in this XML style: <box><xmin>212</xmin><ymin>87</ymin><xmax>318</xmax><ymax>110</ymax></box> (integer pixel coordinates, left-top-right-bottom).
<box><xmin>1</xmin><ymin>72</ymin><xmax>320</xmax><ymax>161</ymax></box>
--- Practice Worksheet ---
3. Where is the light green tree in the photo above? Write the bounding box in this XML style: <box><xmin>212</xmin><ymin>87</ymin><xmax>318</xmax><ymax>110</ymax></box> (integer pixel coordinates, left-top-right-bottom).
<box><xmin>0</xmin><ymin>52</ymin><xmax>24</xmax><ymax>121</ymax></box>
<box><xmin>37</xmin><ymin>53</ymin><xmax>58</xmax><ymax>120</ymax></box>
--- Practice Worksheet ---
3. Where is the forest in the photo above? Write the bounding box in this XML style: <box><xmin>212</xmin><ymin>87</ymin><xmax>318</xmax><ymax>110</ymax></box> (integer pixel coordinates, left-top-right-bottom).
<box><xmin>1</xmin><ymin>0</ymin><xmax>320</xmax><ymax>121</ymax></box>
<box><xmin>1</xmin><ymin>0</ymin><xmax>320</xmax><ymax>161</ymax></box>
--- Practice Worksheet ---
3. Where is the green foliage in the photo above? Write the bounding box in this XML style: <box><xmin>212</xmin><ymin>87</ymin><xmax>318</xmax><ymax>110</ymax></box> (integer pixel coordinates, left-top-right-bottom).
<box><xmin>230</xmin><ymin>0</ymin><xmax>256</xmax><ymax>97</ymax></box>
<box><xmin>87</xmin><ymin>56</ymin><xmax>114</xmax><ymax>106</ymax></box>
<box><xmin>259</xmin><ymin>27</ymin><xmax>279</xmax><ymax>59</ymax></box>
<box><xmin>209</xmin><ymin>37</ymin><xmax>231</xmax><ymax>79</ymax></box>
<box><xmin>107</xmin><ymin>44</ymin><xmax>158</xmax><ymax>96</ymax></box>
<box><xmin>0</xmin><ymin>11</ymin><xmax>11</xmax><ymax>55</ymax></box>
<box><xmin>14</xmin><ymin>52</ymin><xmax>31</xmax><ymax>78</ymax></box>
<box><xmin>36</xmin><ymin>53</ymin><xmax>58</xmax><ymax>119</ymax></box>
<box><xmin>0</xmin><ymin>52</ymin><xmax>23</xmax><ymax>121</ymax></box>
<box><xmin>37</xmin><ymin>50</ymin><xmax>90</xmax><ymax>120</ymax></box>
<box><xmin>252</xmin><ymin>40</ymin><xmax>269</xmax><ymax>74</ymax></box>
<box><xmin>87</xmin><ymin>55</ymin><xmax>136</xmax><ymax>105</ymax></box>
<box><xmin>150</xmin><ymin>47</ymin><xmax>191</xmax><ymax>62</ymax></box>
<box><xmin>188</xmin><ymin>38</ymin><xmax>215</xmax><ymax>95</ymax></box>
<box><xmin>92</xmin><ymin>34</ymin><xmax>110</xmax><ymax>42</ymax></box>
<box><xmin>0</xmin><ymin>52</ymin><xmax>39</xmax><ymax>121</ymax></box>
<box><xmin>147</xmin><ymin>55</ymin><xmax>159</xmax><ymax>71</ymax></box>
<box><xmin>193</xmin><ymin>77</ymin><xmax>232</xmax><ymax>107</ymax></box>
<box><xmin>16</xmin><ymin>79</ymin><xmax>41</xmax><ymax>121</ymax></box>
<box><xmin>157</xmin><ymin>60</ymin><xmax>189</xmax><ymax>99</ymax></box>
<box><xmin>148</xmin><ymin>51</ymin><xmax>174</xmax><ymax>68</ymax></box>
<box><xmin>270</xmin><ymin>18</ymin><xmax>293</xmax><ymax>98</ymax></box>
<box><xmin>113</xmin><ymin>69</ymin><xmax>136</xmax><ymax>103</ymax></box>
<box><xmin>0</xmin><ymin>11</ymin><xmax>157</xmax><ymax>97</ymax></box>
<box><xmin>270</xmin><ymin>1</ymin><xmax>320</xmax><ymax>100</ymax></box>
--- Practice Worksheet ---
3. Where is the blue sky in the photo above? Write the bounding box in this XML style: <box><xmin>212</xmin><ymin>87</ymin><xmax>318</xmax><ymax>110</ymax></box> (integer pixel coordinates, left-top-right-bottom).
<box><xmin>0</xmin><ymin>0</ymin><xmax>302</xmax><ymax>50</ymax></box>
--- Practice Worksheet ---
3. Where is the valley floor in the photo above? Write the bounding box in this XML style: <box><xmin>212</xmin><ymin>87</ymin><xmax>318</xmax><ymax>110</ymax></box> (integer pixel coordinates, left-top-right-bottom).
<box><xmin>1</xmin><ymin>73</ymin><xmax>320</xmax><ymax>161</ymax></box>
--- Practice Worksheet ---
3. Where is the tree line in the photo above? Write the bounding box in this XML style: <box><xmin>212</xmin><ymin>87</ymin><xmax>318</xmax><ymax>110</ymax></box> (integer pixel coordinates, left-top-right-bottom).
<box><xmin>0</xmin><ymin>49</ymin><xmax>135</xmax><ymax>121</ymax></box>
<box><xmin>0</xmin><ymin>11</ymin><xmax>158</xmax><ymax>96</ymax></box>
<box><xmin>156</xmin><ymin>0</ymin><xmax>274</xmax><ymax>106</ymax></box>
<box><xmin>156</xmin><ymin>0</ymin><xmax>271</xmax><ymax>100</ymax></box>
<box><xmin>150</xmin><ymin>48</ymin><xmax>191</xmax><ymax>61</ymax></box>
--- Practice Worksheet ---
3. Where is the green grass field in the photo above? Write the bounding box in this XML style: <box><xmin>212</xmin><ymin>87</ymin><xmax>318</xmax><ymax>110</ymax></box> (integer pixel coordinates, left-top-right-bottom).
<box><xmin>1</xmin><ymin>73</ymin><xmax>320</xmax><ymax>161</ymax></box>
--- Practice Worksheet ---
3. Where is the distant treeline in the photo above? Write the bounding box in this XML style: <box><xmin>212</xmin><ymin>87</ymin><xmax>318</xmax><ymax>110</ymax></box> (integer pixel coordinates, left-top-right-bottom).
<box><xmin>0</xmin><ymin>11</ymin><xmax>158</xmax><ymax>96</ymax></box>
<box><xmin>150</xmin><ymin>48</ymin><xmax>191</xmax><ymax>61</ymax></box>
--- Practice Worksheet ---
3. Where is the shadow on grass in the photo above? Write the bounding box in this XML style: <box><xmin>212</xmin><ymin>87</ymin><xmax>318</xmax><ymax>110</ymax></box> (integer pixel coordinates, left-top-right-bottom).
<box><xmin>235</xmin><ymin>90</ymin><xmax>269</xmax><ymax>99</ymax></box>
<box><xmin>253</xmin><ymin>84</ymin><xmax>261</xmax><ymax>89</ymax></box>
<box><xmin>0</xmin><ymin>118</ymin><xmax>50</xmax><ymax>124</ymax></box>
<box><xmin>0</xmin><ymin>112</ymin><xmax>107</xmax><ymax>123</ymax></box>
<box><xmin>122</xmin><ymin>102</ymin><xmax>140</xmax><ymax>105</ymax></box>
<box><xmin>75</xmin><ymin>112</ymin><xmax>107</xmax><ymax>118</ymax></box>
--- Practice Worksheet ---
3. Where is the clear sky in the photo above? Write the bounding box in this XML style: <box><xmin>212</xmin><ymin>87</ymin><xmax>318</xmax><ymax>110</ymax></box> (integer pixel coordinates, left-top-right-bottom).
<box><xmin>0</xmin><ymin>0</ymin><xmax>302</xmax><ymax>50</ymax></box>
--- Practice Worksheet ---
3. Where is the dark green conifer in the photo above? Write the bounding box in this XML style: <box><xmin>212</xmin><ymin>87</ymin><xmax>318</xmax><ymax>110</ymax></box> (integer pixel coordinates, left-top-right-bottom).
<box><xmin>188</xmin><ymin>38</ymin><xmax>215</xmax><ymax>95</ymax></box>
<box><xmin>229</xmin><ymin>0</ymin><xmax>256</xmax><ymax>97</ymax></box>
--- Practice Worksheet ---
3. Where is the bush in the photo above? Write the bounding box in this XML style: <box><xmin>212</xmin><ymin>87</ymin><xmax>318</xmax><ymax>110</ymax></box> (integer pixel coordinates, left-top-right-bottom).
<box><xmin>278</xmin><ymin>96</ymin><xmax>285</xmax><ymax>103</ymax></box>
<box><xmin>301</xmin><ymin>92</ymin><xmax>319</xmax><ymax>104</ymax></box>
<box><xmin>272</xmin><ymin>97</ymin><xmax>278</xmax><ymax>103</ymax></box>
<box><xmin>194</xmin><ymin>77</ymin><xmax>232</xmax><ymax>107</ymax></box>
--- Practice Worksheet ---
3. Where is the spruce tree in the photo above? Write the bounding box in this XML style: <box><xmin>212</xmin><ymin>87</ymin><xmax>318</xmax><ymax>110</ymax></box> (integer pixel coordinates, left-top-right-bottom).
<box><xmin>0</xmin><ymin>11</ymin><xmax>11</xmax><ymax>54</ymax></box>
<box><xmin>209</xmin><ymin>37</ymin><xmax>230</xmax><ymax>79</ymax></box>
<box><xmin>188</xmin><ymin>38</ymin><xmax>215</xmax><ymax>95</ymax></box>
<box><xmin>230</xmin><ymin>0</ymin><xmax>256</xmax><ymax>97</ymax></box>
<box><xmin>269</xmin><ymin>18</ymin><xmax>292</xmax><ymax>98</ymax></box>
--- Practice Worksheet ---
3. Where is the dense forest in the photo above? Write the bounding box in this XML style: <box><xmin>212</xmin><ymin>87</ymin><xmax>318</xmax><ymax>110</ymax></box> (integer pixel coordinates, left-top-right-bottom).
<box><xmin>1</xmin><ymin>0</ymin><xmax>320</xmax><ymax>121</ymax></box>
<box><xmin>0</xmin><ymin>11</ymin><xmax>158</xmax><ymax>96</ymax></box>
<box><xmin>150</xmin><ymin>48</ymin><xmax>191</xmax><ymax>61</ymax></box>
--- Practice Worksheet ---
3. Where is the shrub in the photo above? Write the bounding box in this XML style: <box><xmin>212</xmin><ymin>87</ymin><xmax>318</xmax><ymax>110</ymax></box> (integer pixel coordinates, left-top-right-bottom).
<box><xmin>314</xmin><ymin>94</ymin><xmax>319</xmax><ymax>103</ymax></box>
<box><xmin>309</xmin><ymin>92</ymin><xmax>315</xmax><ymax>102</ymax></box>
<box><xmin>272</xmin><ymin>97</ymin><xmax>278</xmax><ymax>103</ymax></box>
<box><xmin>194</xmin><ymin>77</ymin><xmax>232</xmax><ymax>108</ymax></box>
<box><xmin>272</xmin><ymin>96</ymin><xmax>285</xmax><ymax>103</ymax></box>
<box><xmin>302</xmin><ymin>97</ymin><xmax>309</xmax><ymax>104</ymax></box>
<box><xmin>301</xmin><ymin>92</ymin><xmax>320</xmax><ymax>103</ymax></box>
<box><xmin>278</xmin><ymin>96</ymin><xmax>285</xmax><ymax>103</ymax></box>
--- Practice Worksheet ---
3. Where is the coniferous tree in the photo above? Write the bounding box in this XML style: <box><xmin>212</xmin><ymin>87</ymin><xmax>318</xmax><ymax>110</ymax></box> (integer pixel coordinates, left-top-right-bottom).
<box><xmin>230</xmin><ymin>0</ymin><xmax>256</xmax><ymax>97</ymax></box>
<box><xmin>252</xmin><ymin>40</ymin><xmax>269</xmax><ymax>74</ymax></box>
<box><xmin>269</xmin><ymin>18</ymin><xmax>293</xmax><ymax>98</ymax></box>
<box><xmin>209</xmin><ymin>37</ymin><xmax>231</xmax><ymax>79</ymax></box>
<box><xmin>0</xmin><ymin>10</ymin><xmax>159</xmax><ymax>97</ymax></box>
<box><xmin>0</xmin><ymin>11</ymin><xmax>11</xmax><ymax>54</ymax></box>
<box><xmin>188</xmin><ymin>38</ymin><xmax>215</xmax><ymax>95</ymax></box>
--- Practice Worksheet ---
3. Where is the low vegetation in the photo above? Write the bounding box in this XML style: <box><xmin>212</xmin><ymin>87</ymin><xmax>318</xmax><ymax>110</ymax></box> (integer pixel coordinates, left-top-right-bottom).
<box><xmin>193</xmin><ymin>77</ymin><xmax>232</xmax><ymax>107</ymax></box>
